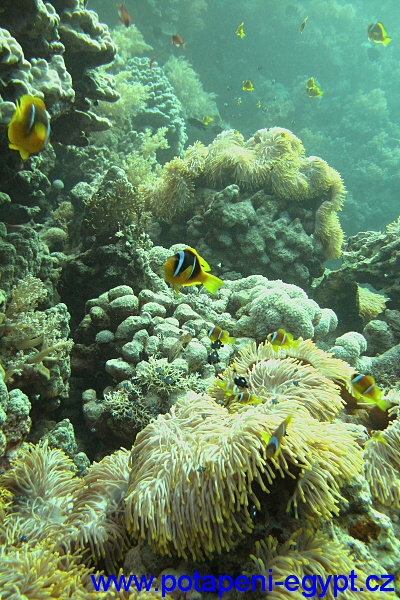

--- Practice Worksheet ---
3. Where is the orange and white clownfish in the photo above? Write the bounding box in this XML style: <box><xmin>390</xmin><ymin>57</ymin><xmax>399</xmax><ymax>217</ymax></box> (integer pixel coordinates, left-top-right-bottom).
<box><xmin>8</xmin><ymin>94</ymin><xmax>50</xmax><ymax>160</ymax></box>
<box><xmin>164</xmin><ymin>247</ymin><xmax>223</xmax><ymax>294</ymax></box>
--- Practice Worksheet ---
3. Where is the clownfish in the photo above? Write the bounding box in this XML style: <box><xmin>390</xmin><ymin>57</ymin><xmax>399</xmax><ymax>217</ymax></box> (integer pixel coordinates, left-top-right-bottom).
<box><xmin>8</xmin><ymin>95</ymin><xmax>50</xmax><ymax>160</ymax></box>
<box><xmin>237</xmin><ymin>391</ymin><xmax>262</xmax><ymax>405</ymax></box>
<box><xmin>164</xmin><ymin>247</ymin><xmax>223</xmax><ymax>294</ymax></box>
<box><xmin>260</xmin><ymin>415</ymin><xmax>292</xmax><ymax>458</ymax></box>
<box><xmin>171</xmin><ymin>34</ymin><xmax>187</xmax><ymax>49</ymax></box>
<box><xmin>116</xmin><ymin>2</ymin><xmax>132</xmax><ymax>27</ymax></box>
<box><xmin>267</xmin><ymin>329</ymin><xmax>300</xmax><ymax>351</ymax></box>
<box><xmin>305</xmin><ymin>77</ymin><xmax>323</xmax><ymax>97</ymax></box>
<box><xmin>350</xmin><ymin>373</ymin><xmax>392</xmax><ymax>412</ymax></box>
<box><xmin>215</xmin><ymin>379</ymin><xmax>241</xmax><ymax>396</ymax></box>
<box><xmin>367</xmin><ymin>23</ymin><xmax>391</xmax><ymax>46</ymax></box>
<box><xmin>242</xmin><ymin>80</ymin><xmax>254</xmax><ymax>91</ymax></box>
<box><xmin>207</xmin><ymin>326</ymin><xmax>236</xmax><ymax>346</ymax></box>
<box><xmin>203</xmin><ymin>115</ymin><xmax>213</xmax><ymax>125</ymax></box>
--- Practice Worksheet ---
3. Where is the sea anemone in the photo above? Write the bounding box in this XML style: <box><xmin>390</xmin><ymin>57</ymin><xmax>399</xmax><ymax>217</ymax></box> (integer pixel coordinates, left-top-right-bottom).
<box><xmin>124</xmin><ymin>392</ymin><xmax>362</xmax><ymax>560</ymax></box>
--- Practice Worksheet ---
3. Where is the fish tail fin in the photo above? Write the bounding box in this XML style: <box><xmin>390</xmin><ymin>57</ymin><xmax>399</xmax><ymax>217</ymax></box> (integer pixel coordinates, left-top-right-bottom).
<box><xmin>201</xmin><ymin>273</ymin><xmax>224</xmax><ymax>294</ymax></box>
<box><xmin>248</xmin><ymin>397</ymin><xmax>262</xmax><ymax>404</ymax></box>
<box><xmin>227</xmin><ymin>336</ymin><xmax>236</xmax><ymax>344</ymax></box>
<box><xmin>182</xmin><ymin>42</ymin><xmax>188</xmax><ymax>49</ymax></box>
<box><xmin>383</xmin><ymin>37</ymin><xmax>392</xmax><ymax>46</ymax></box>
<box><xmin>376</xmin><ymin>398</ymin><xmax>392</xmax><ymax>412</ymax></box>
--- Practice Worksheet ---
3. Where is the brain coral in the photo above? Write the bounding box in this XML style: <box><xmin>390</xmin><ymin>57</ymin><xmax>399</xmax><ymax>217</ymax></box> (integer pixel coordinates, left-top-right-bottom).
<box><xmin>226</xmin><ymin>275</ymin><xmax>338</xmax><ymax>341</ymax></box>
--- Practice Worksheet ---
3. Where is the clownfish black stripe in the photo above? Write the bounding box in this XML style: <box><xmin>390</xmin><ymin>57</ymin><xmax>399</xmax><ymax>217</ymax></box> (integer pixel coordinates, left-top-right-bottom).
<box><xmin>173</xmin><ymin>249</ymin><xmax>201</xmax><ymax>281</ymax></box>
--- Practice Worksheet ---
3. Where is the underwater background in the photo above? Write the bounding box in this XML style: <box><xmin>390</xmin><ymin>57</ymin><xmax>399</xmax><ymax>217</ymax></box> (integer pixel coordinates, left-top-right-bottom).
<box><xmin>1</xmin><ymin>0</ymin><xmax>400</xmax><ymax>598</ymax></box>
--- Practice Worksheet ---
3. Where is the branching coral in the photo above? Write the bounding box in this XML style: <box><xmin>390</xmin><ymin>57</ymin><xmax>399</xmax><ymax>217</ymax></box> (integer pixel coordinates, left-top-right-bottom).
<box><xmin>0</xmin><ymin>278</ymin><xmax>73</xmax><ymax>392</ymax></box>
<box><xmin>164</xmin><ymin>55</ymin><xmax>219</xmax><ymax>120</ymax></box>
<box><xmin>125</xmin><ymin>392</ymin><xmax>362</xmax><ymax>560</ymax></box>
<box><xmin>250</xmin><ymin>528</ymin><xmax>391</xmax><ymax>600</ymax></box>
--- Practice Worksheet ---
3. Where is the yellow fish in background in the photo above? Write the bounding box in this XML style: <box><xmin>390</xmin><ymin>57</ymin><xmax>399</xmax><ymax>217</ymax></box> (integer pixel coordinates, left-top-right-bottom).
<box><xmin>237</xmin><ymin>97</ymin><xmax>243</xmax><ymax>105</ymax></box>
<box><xmin>350</xmin><ymin>373</ymin><xmax>392</xmax><ymax>412</ymax></box>
<box><xmin>164</xmin><ymin>247</ymin><xmax>223</xmax><ymax>294</ymax></box>
<box><xmin>242</xmin><ymin>80</ymin><xmax>254</xmax><ymax>91</ymax></box>
<box><xmin>260</xmin><ymin>415</ymin><xmax>293</xmax><ymax>458</ymax></box>
<box><xmin>203</xmin><ymin>115</ymin><xmax>214</xmax><ymax>125</ymax></box>
<box><xmin>299</xmin><ymin>16</ymin><xmax>308</xmax><ymax>33</ymax></box>
<box><xmin>305</xmin><ymin>77</ymin><xmax>323</xmax><ymax>97</ymax></box>
<box><xmin>367</xmin><ymin>22</ymin><xmax>391</xmax><ymax>46</ymax></box>
<box><xmin>267</xmin><ymin>328</ymin><xmax>300</xmax><ymax>351</ymax></box>
<box><xmin>8</xmin><ymin>94</ymin><xmax>50</xmax><ymax>160</ymax></box>
<box><xmin>236</xmin><ymin>22</ymin><xmax>245</xmax><ymax>38</ymax></box>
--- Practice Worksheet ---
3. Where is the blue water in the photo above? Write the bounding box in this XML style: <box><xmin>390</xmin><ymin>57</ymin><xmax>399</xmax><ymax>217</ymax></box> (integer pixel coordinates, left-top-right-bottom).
<box><xmin>92</xmin><ymin>0</ymin><xmax>400</xmax><ymax>236</ymax></box>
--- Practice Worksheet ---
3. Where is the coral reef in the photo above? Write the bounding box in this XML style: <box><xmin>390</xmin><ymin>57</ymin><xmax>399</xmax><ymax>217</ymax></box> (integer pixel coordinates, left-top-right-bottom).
<box><xmin>141</xmin><ymin>127</ymin><xmax>346</xmax><ymax>289</ymax></box>
<box><xmin>101</xmin><ymin>56</ymin><xmax>187</xmax><ymax>163</ymax></box>
<box><xmin>226</xmin><ymin>275</ymin><xmax>337</xmax><ymax>341</ymax></box>
<box><xmin>314</xmin><ymin>222</ymin><xmax>400</xmax><ymax>321</ymax></box>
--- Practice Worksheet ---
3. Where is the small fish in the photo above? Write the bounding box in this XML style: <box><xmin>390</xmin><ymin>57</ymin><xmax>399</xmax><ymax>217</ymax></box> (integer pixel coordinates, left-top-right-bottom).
<box><xmin>305</xmin><ymin>77</ymin><xmax>323</xmax><ymax>97</ymax></box>
<box><xmin>155</xmin><ymin>367</ymin><xmax>175</xmax><ymax>385</ymax></box>
<box><xmin>242</xmin><ymin>80</ymin><xmax>254</xmax><ymax>91</ymax></box>
<box><xmin>211</xmin><ymin>340</ymin><xmax>222</xmax><ymax>349</ymax></box>
<box><xmin>203</xmin><ymin>115</ymin><xmax>214</xmax><ymax>125</ymax></box>
<box><xmin>236</xmin><ymin>22</ymin><xmax>245</xmax><ymax>38</ymax></box>
<box><xmin>171</xmin><ymin>34</ymin><xmax>187</xmax><ymax>49</ymax></box>
<box><xmin>233</xmin><ymin>376</ymin><xmax>248</xmax><ymax>388</ymax></box>
<box><xmin>8</xmin><ymin>94</ymin><xmax>50</xmax><ymax>160</ymax></box>
<box><xmin>350</xmin><ymin>374</ymin><xmax>392</xmax><ymax>412</ymax></box>
<box><xmin>164</xmin><ymin>247</ymin><xmax>224</xmax><ymax>294</ymax></box>
<box><xmin>237</xmin><ymin>97</ymin><xmax>243</xmax><ymax>105</ymax></box>
<box><xmin>187</xmin><ymin>117</ymin><xmax>207</xmax><ymax>131</ymax></box>
<box><xmin>261</xmin><ymin>415</ymin><xmax>293</xmax><ymax>458</ymax></box>
<box><xmin>207</xmin><ymin>326</ymin><xmax>236</xmax><ymax>346</ymax></box>
<box><xmin>368</xmin><ymin>430</ymin><xmax>388</xmax><ymax>445</ymax></box>
<box><xmin>116</xmin><ymin>2</ymin><xmax>132</xmax><ymax>27</ymax></box>
<box><xmin>256</xmin><ymin>100</ymin><xmax>262</xmax><ymax>108</ymax></box>
<box><xmin>207</xmin><ymin>350</ymin><xmax>220</xmax><ymax>365</ymax></box>
<box><xmin>367</xmin><ymin>23</ymin><xmax>391</xmax><ymax>46</ymax></box>
<box><xmin>267</xmin><ymin>329</ymin><xmax>300</xmax><ymax>351</ymax></box>
<box><xmin>299</xmin><ymin>16</ymin><xmax>308</xmax><ymax>33</ymax></box>
<box><xmin>149</xmin><ymin>57</ymin><xmax>157</xmax><ymax>68</ymax></box>
<box><xmin>167</xmin><ymin>331</ymin><xmax>192</xmax><ymax>362</ymax></box>
<box><xmin>237</xmin><ymin>391</ymin><xmax>262</xmax><ymax>405</ymax></box>
<box><xmin>215</xmin><ymin>379</ymin><xmax>240</xmax><ymax>396</ymax></box>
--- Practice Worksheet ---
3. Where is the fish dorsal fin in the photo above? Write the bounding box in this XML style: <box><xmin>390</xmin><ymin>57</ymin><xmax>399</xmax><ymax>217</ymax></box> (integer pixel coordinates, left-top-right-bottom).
<box><xmin>187</xmin><ymin>247</ymin><xmax>210</xmax><ymax>271</ymax></box>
